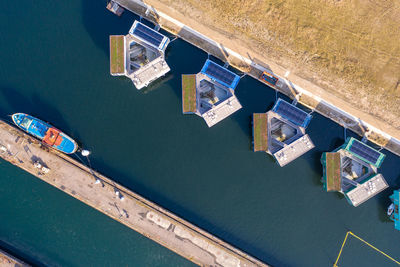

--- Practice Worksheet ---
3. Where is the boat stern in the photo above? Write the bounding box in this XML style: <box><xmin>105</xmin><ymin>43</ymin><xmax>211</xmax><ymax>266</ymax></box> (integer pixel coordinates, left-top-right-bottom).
<box><xmin>56</xmin><ymin>133</ymin><xmax>79</xmax><ymax>154</ymax></box>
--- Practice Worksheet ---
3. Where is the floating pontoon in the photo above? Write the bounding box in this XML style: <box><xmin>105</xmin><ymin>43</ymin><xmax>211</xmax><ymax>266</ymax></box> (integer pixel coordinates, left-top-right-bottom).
<box><xmin>182</xmin><ymin>60</ymin><xmax>242</xmax><ymax>127</ymax></box>
<box><xmin>110</xmin><ymin>21</ymin><xmax>170</xmax><ymax>89</ymax></box>
<box><xmin>253</xmin><ymin>98</ymin><xmax>314</xmax><ymax>167</ymax></box>
<box><xmin>321</xmin><ymin>137</ymin><xmax>388</xmax><ymax>207</ymax></box>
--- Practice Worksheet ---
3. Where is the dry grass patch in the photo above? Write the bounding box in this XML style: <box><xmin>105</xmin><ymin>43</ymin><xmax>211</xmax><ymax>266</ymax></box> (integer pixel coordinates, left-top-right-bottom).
<box><xmin>182</xmin><ymin>74</ymin><xmax>197</xmax><ymax>113</ymax></box>
<box><xmin>253</xmin><ymin>113</ymin><xmax>268</xmax><ymax>151</ymax></box>
<box><xmin>158</xmin><ymin>0</ymin><xmax>400</xmax><ymax>128</ymax></box>
<box><xmin>110</xmin><ymin>35</ymin><xmax>125</xmax><ymax>74</ymax></box>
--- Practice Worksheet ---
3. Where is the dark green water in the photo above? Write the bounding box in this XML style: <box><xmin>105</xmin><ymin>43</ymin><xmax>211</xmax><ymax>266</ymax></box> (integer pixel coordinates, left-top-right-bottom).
<box><xmin>1</xmin><ymin>1</ymin><xmax>400</xmax><ymax>266</ymax></box>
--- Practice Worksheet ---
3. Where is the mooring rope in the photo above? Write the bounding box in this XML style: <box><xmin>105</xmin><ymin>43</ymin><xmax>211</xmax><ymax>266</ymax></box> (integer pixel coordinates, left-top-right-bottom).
<box><xmin>334</xmin><ymin>231</ymin><xmax>400</xmax><ymax>266</ymax></box>
<box><xmin>334</xmin><ymin>231</ymin><xmax>350</xmax><ymax>267</ymax></box>
<box><xmin>75</xmin><ymin>151</ymin><xmax>102</xmax><ymax>185</ymax></box>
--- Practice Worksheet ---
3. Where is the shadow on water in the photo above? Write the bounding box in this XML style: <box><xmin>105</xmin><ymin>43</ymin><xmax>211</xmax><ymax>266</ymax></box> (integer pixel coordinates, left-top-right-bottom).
<box><xmin>308</xmin><ymin>150</ymin><xmax>324</xmax><ymax>186</ymax></box>
<box><xmin>81</xmin><ymin>0</ymin><xmax>138</xmax><ymax>56</ymax></box>
<box><xmin>376</xmin><ymin>190</ymin><xmax>394</xmax><ymax>223</ymax></box>
<box><xmin>140</xmin><ymin>72</ymin><xmax>174</xmax><ymax>94</ymax></box>
<box><xmin>0</xmin><ymin>240</ymin><xmax>38</xmax><ymax>267</ymax></box>
<box><xmin>232</xmin><ymin>76</ymin><xmax>276</xmax><ymax>137</ymax></box>
<box><xmin>0</xmin><ymin>87</ymin><xmax>33</xmax><ymax>116</ymax></box>
<box><xmin>0</xmin><ymin>87</ymin><xmax>74</xmax><ymax>138</ymax></box>
<box><xmin>375</xmin><ymin>171</ymin><xmax>400</xmax><ymax>222</ymax></box>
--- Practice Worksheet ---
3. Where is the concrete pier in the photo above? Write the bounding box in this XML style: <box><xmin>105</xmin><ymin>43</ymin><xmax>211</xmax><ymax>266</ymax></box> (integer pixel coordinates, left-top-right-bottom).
<box><xmin>113</xmin><ymin>0</ymin><xmax>400</xmax><ymax>157</ymax></box>
<box><xmin>0</xmin><ymin>120</ymin><xmax>268</xmax><ymax>267</ymax></box>
<box><xmin>0</xmin><ymin>249</ymin><xmax>30</xmax><ymax>267</ymax></box>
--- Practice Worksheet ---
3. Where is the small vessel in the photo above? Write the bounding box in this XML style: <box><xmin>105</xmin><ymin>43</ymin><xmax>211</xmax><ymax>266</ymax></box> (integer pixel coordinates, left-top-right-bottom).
<box><xmin>12</xmin><ymin>113</ymin><xmax>78</xmax><ymax>154</ymax></box>
<box><xmin>388</xmin><ymin>203</ymin><xmax>395</xmax><ymax>216</ymax></box>
<box><xmin>260</xmin><ymin>71</ymin><xmax>279</xmax><ymax>87</ymax></box>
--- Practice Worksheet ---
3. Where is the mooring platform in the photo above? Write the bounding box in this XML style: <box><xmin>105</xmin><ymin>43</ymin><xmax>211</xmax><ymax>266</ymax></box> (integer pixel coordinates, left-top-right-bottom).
<box><xmin>321</xmin><ymin>137</ymin><xmax>388</xmax><ymax>207</ymax></box>
<box><xmin>182</xmin><ymin>60</ymin><xmax>242</xmax><ymax>127</ymax></box>
<box><xmin>0</xmin><ymin>120</ymin><xmax>268</xmax><ymax>267</ymax></box>
<box><xmin>253</xmin><ymin>99</ymin><xmax>314</xmax><ymax>166</ymax></box>
<box><xmin>110</xmin><ymin>21</ymin><xmax>170</xmax><ymax>89</ymax></box>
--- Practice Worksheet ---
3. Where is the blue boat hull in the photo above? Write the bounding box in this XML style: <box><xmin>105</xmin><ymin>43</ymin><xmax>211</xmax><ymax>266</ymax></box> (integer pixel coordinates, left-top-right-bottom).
<box><xmin>12</xmin><ymin>113</ymin><xmax>78</xmax><ymax>154</ymax></box>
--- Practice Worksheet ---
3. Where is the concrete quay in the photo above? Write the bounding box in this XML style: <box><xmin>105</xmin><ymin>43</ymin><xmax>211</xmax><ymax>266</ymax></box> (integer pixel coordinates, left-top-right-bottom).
<box><xmin>113</xmin><ymin>0</ymin><xmax>400</xmax><ymax>157</ymax></box>
<box><xmin>0</xmin><ymin>249</ymin><xmax>30</xmax><ymax>267</ymax></box>
<box><xmin>0</xmin><ymin>120</ymin><xmax>268</xmax><ymax>267</ymax></box>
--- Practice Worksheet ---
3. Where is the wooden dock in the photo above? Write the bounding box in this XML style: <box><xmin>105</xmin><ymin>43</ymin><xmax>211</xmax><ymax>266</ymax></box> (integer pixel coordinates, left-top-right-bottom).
<box><xmin>0</xmin><ymin>120</ymin><xmax>268</xmax><ymax>267</ymax></box>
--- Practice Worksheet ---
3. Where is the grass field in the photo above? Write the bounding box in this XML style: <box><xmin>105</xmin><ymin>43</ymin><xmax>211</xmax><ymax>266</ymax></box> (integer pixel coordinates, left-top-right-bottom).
<box><xmin>182</xmin><ymin>74</ymin><xmax>197</xmax><ymax>113</ymax></box>
<box><xmin>253</xmin><ymin>113</ymin><xmax>268</xmax><ymax>151</ymax></box>
<box><xmin>158</xmin><ymin>0</ymin><xmax>400</xmax><ymax>128</ymax></box>
<box><xmin>110</xmin><ymin>35</ymin><xmax>125</xmax><ymax>74</ymax></box>
<box><xmin>325</xmin><ymin>152</ymin><xmax>341</xmax><ymax>191</ymax></box>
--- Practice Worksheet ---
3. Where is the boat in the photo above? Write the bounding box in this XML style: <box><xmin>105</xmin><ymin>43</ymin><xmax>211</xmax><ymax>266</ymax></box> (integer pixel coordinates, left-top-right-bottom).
<box><xmin>260</xmin><ymin>71</ymin><xmax>279</xmax><ymax>87</ymax></box>
<box><xmin>388</xmin><ymin>203</ymin><xmax>395</xmax><ymax>216</ymax></box>
<box><xmin>12</xmin><ymin>113</ymin><xmax>78</xmax><ymax>154</ymax></box>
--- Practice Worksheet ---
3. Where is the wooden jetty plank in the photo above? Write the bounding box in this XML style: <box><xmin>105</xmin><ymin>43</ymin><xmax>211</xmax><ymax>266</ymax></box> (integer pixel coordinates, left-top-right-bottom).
<box><xmin>0</xmin><ymin>120</ymin><xmax>268</xmax><ymax>267</ymax></box>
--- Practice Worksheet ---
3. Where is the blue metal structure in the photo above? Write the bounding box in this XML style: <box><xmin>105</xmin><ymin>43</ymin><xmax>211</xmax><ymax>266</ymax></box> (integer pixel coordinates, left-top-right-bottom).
<box><xmin>200</xmin><ymin>60</ymin><xmax>240</xmax><ymax>90</ymax></box>
<box><xmin>389</xmin><ymin>190</ymin><xmax>400</xmax><ymax>230</ymax></box>
<box><xmin>130</xmin><ymin>21</ymin><xmax>169</xmax><ymax>51</ymax></box>
<box><xmin>272</xmin><ymin>98</ymin><xmax>312</xmax><ymax>128</ymax></box>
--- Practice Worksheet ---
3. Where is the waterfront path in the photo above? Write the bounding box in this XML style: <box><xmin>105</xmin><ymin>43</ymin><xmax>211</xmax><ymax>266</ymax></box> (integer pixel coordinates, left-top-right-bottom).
<box><xmin>0</xmin><ymin>120</ymin><xmax>267</xmax><ymax>267</ymax></box>
<box><xmin>0</xmin><ymin>249</ymin><xmax>30</xmax><ymax>267</ymax></box>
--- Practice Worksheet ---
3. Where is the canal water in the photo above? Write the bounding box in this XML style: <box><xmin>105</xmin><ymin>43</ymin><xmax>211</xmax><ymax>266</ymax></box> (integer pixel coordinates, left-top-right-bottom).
<box><xmin>1</xmin><ymin>1</ymin><xmax>400</xmax><ymax>266</ymax></box>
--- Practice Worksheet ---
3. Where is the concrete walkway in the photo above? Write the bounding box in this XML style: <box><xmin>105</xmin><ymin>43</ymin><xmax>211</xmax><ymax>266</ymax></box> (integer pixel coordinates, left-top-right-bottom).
<box><xmin>0</xmin><ymin>249</ymin><xmax>30</xmax><ymax>267</ymax></box>
<box><xmin>0</xmin><ymin>120</ymin><xmax>268</xmax><ymax>267</ymax></box>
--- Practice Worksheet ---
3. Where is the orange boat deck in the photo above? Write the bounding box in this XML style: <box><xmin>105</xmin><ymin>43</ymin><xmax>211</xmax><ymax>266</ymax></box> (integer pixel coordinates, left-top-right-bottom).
<box><xmin>43</xmin><ymin>128</ymin><xmax>62</xmax><ymax>146</ymax></box>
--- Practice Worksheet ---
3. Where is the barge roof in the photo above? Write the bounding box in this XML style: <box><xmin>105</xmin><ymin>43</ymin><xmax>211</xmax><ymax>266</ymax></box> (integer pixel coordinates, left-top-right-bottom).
<box><xmin>273</xmin><ymin>134</ymin><xmax>314</xmax><ymax>167</ymax></box>
<box><xmin>345</xmin><ymin>174</ymin><xmax>388</xmax><ymax>207</ymax></box>
<box><xmin>202</xmin><ymin>96</ymin><xmax>242</xmax><ymax>127</ymax></box>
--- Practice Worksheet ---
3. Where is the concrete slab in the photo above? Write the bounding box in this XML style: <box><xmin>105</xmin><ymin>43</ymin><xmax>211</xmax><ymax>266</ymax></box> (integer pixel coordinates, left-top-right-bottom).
<box><xmin>0</xmin><ymin>120</ymin><xmax>268</xmax><ymax>267</ymax></box>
